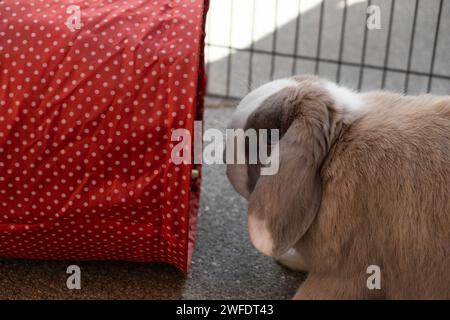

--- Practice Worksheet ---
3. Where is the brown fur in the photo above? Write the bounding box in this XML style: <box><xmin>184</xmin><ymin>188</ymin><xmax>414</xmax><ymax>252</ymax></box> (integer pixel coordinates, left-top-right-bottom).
<box><xmin>241</xmin><ymin>78</ymin><xmax>450</xmax><ymax>299</ymax></box>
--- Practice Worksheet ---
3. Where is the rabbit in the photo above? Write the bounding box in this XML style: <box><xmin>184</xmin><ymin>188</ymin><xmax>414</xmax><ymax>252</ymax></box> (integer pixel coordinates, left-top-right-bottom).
<box><xmin>225</xmin><ymin>75</ymin><xmax>450</xmax><ymax>299</ymax></box>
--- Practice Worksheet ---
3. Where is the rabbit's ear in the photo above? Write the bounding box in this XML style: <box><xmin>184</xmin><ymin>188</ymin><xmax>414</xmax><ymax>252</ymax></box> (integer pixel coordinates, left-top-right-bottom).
<box><xmin>248</xmin><ymin>88</ymin><xmax>340</xmax><ymax>257</ymax></box>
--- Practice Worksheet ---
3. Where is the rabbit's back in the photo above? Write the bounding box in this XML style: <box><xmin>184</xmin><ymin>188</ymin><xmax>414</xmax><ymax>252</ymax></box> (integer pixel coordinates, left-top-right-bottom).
<box><xmin>303</xmin><ymin>93</ymin><xmax>450</xmax><ymax>299</ymax></box>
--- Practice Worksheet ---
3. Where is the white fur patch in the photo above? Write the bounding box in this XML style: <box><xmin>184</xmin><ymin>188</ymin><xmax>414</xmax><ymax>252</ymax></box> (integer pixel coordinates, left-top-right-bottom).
<box><xmin>324</xmin><ymin>81</ymin><xmax>366</xmax><ymax>122</ymax></box>
<box><xmin>248</xmin><ymin>215</ymin><xmax>274</xmax><ymax>256</ymax></box>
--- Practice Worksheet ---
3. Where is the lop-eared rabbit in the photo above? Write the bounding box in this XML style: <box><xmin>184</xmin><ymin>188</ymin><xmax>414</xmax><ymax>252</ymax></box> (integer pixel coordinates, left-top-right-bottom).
<box><xmin>226</xmin><ymin>75</ymin><xmax>450</xmax><ymax>299</ymax></box>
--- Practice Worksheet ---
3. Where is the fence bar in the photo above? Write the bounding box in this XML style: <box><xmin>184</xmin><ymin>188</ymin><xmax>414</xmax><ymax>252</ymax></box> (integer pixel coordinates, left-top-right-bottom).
<box><xmin>404</xmin><ymin>0</ymin><xmax>419</xmax><ymax>94</ymax></box>
<box><xmin>225</xmin><ymin>0</ymin><xmax>234</xmax><ymax>97</ymax></box>
<box><xmin>427</xmin><ymin>0</ymin><xmax>444</xmax><ymax>92</ymax></box>
<box><xmin>336</xmin><ymin>0</ymin><xmax>348</xmax><ymax>84</ymax></box>
<box><xmin>381</xmin><ymin>0</ymin><xmax>396</xmax><ymax>89</ymax></box>
<box><xmin>291</xmin><ymin>0</ymin><xmax>302</xmax><ymax>75</ymax></box>
<box><xmin>206</xmin><ymin>9</ymin><xmax>211</xmax><ymax>90</ymax></box>
<box><xmin>315</xmin><ymin>0</ymin><xmax>325</xmax><ymax>75</ymax></box>
<box><xmin>248</xmin><ymin>0</ymin><xmax>257</xmax><ymax>92</ymax></box>
<box><xmin>207</xmin><ymin>92</ymin><xmax>242</xmax><ymax>101</ymax></box>
<box><xmin>270</xmin><ymin>0</ymin><xmax>279</xmax><ymax>81</ymax></box>
<box><xmin>358</xmin><ymin>0</ymin><xmax>372</xmax><ymax>90</ymax></box>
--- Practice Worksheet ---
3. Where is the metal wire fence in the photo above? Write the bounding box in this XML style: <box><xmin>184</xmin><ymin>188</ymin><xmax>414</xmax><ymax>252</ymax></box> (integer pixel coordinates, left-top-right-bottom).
<box><xmin>205</xmin><ymin>0</ymin><xmax>450</xmax><ymax>100</ymax></box>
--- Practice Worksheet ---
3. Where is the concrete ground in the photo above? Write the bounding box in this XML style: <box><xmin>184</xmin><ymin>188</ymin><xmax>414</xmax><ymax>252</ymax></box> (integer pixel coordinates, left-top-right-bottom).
<box><xmin>0</xmin><ymin>106</ymin><xmax>305</xmax><ymax>300</ymax></box>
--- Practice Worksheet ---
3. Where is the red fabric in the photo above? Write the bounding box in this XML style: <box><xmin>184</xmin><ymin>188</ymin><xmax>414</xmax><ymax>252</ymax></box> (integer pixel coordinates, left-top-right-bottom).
<box><xmin>0</xmin><ymin>0</ymin><xmax>207</xmax><ymax>272</ymax></box>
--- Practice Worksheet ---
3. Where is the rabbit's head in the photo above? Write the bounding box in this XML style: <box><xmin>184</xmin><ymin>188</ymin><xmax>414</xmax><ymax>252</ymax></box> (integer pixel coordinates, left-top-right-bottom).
<box><xmin>225</xmin><ymin>75</ymin><xmax>356</xmax><ymax>257</ymax></box>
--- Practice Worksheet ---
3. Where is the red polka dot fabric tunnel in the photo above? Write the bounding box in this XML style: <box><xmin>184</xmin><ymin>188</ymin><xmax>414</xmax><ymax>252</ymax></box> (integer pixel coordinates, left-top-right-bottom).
<box><xmin>0</xmin><ymin>0</ymin><xmax>208</xmax><ymax>272</ymax></box>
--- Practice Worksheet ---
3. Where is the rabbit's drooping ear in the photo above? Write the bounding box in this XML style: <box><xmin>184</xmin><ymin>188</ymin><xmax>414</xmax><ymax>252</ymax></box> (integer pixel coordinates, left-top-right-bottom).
<box><xmin>248</xmin><ymin>87</ymin><xmax>340</xmax><ymax>257</ymax></box>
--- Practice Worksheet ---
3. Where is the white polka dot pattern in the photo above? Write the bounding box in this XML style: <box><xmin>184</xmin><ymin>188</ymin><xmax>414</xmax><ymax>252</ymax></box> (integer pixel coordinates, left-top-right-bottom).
<box><xmin>0</xmin><ymin>0</ymin><xmax>207</xmax><ymax>272</ymax></box>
